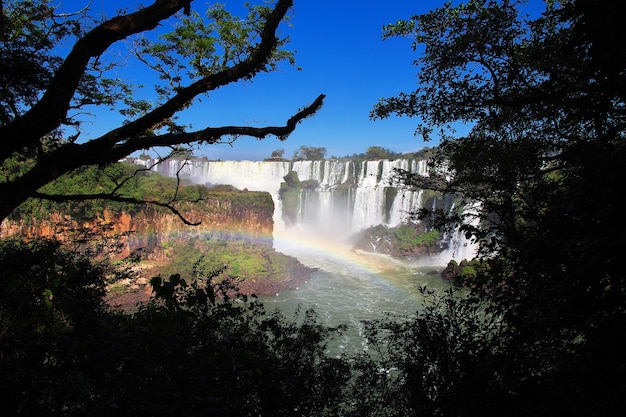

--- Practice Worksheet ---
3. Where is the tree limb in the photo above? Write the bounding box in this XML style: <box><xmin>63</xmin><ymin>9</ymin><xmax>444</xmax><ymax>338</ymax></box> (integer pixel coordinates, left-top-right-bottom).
<box><xmin>0</xmin><ymin>0</ymin><xmax>325</xmax><ymax>224</ymax></box>
<box><xmin>0</xmin><ymin>0</ymin><xmax>281</xmax><ymax>162</ymax></box>
<box><xmin>90</xmin><ymin>0</ymin><xmax>295</xmax><ymax>153</ymax></box>
<box><xmin>0</xmin><ymin>93</ymin><xmax>324</xmax><ymax>221</ymax></box>
<box><xmin>32</xmin><ymin>191</ymin><xmax>202</xmax><ymax>226</ymax></box>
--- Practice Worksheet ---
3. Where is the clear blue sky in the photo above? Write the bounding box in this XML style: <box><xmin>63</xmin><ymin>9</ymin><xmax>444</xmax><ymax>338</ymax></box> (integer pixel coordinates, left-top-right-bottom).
<box><xmin>75</xmin><ymin>1</ymin><xmax>451</xmax><ymax>160</ymax></box>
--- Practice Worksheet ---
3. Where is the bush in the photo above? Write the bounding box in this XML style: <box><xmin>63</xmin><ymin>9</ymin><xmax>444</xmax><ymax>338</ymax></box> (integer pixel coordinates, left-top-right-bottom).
<box><xmin>0</xmin><ymin>237</ymin><xmax>349</xmax><ymax>416</ymax></box>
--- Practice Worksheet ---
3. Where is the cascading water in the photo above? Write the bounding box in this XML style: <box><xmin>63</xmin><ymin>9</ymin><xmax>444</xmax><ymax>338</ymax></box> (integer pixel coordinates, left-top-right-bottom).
<box><xmin>128</xmin><ymin>156</ymin><xmax>476</xmax><ymax>262</ymax></box>
<box><xmin>127</xmin><ymin>156</ymin><xmax>476</xmax><ymax>353</ymax></box>
<box><xmin>138</xmin><ymin>158</ymin><xmax>430</xmax><ymax>236</ymax></box>
<box><xmin>437</xmin><ymin>201</ymin><xmax>482</xmax><ymax>263</ymax></box>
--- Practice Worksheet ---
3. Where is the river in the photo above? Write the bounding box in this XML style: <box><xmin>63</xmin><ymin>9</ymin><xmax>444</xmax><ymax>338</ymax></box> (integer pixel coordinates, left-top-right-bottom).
<box><xmin>259</xmin><ymin>229</ymin><xmax>453</xmax><ymax>355</ymax></box>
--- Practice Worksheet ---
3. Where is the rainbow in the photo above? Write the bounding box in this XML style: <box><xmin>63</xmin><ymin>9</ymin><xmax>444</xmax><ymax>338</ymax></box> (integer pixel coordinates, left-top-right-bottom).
<box><xmin>136</xmin><ymin>226</ymin><xmax>447</xmax><ymax>298</ymax></box>
<box><xmin>271</xmin><ymin>228</ymin><xmax>452</xmax><ymax>298</ymax></box>
<box><xmin>273</xmin><ymin>229</ymin><xmax>409</xmax><ymax>276</ymax></box>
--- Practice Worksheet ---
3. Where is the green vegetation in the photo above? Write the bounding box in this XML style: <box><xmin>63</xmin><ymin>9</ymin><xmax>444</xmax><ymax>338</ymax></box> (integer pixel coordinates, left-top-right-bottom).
<box><xmin>278</xmin><ymin>171</ymin><xmax>320</xmax><ymax>225</ymax></box>
<box><xmin>8</xmin><ymin>162</ymin><xmax>273</xmax><ymax>225</ymax></box>
<box><xmin>440</xmin><ymin>259</ymin><xmax>490</xmax><ymax>287</ymax></box>
<box><xmin>292</xmin><ymin>145</ymin><xmax>327</xmax><ymax>160</ymax></box>
<box><xmin>352</xmin><ymin>224</ymin><xmax>442</xmax><ymax>256</ymax></box>
<box><xmin>9</xmin><ymin>163</ymin><xmax>183</xmax><ymax>222</ymax></box>
<box><xmin>336</xmin><ymin>146</ymin><xmax>436</xmax><ymax>162</ymax></box>
<box><xmin>264</xmin><ymin>148</ymin><xmax>288</xmax><ymax>161</ymax></box>
<box><xmin>1</xmin><ymin>0</ymin><xmax>624</xmax><ymax>415</ymax></box>
<box><xmin>0</xmin><ymin>235</ymin><xmax>506</xmax><ymax>416</ymax></box>
<box><xmin>264</xmin><ymin>145</ymin><xmax>433</xmax><ymax>163</ymax></box>
<box><xmin>154</xmin><ymin>237</ymin><xmax>302</xmax><ymax>283</ymax></box>
<box><xmin>0</xmin><ymin>238</ymin><xmax>345</xmax><ymax>416</ymax></box>
<box><xmin>0</xmin><ymin>0</ymin><xmax>324</xmax><ymax>221</ymax></box>
<box><xmin>371</xmin><ymin>0</ymin><xmax>626</xmax><ymax>414</ymax></box>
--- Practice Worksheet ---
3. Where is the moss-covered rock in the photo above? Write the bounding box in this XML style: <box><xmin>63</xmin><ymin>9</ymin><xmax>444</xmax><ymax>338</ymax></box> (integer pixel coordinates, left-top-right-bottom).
<box><xmin>350</xmin><ymin>224</ymin><xmax>442</xmax><ymax>257</ymax></box>
<box><xmin>278</xmin><ymin>171</ymin><xmax>321</xmax><ymax>226</ymax></box>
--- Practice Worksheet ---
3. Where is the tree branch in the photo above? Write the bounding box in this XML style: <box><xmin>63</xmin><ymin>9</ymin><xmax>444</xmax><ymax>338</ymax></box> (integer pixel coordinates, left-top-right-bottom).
<box><xmin>0</xmin><ymin>0</ymin><xmax>296</xmax><ymax>163</ymax></box>
<box><xmin>0</xmin><ymin>0</ymin><xmax>193</xmax><ymax>162</ymax></box>
<box><xmin>109</xmin><ymin>93</ymin><xmax>326</xmax><ymax>156</ymax></box>
<box><xmin>91</xmin><ymin>0</ymin><xmax>295</xmax><ymax>152</ymax></box>
<box><xmin>0</xmin><ymin>0</ymin><xmax>323</xmax><ymax>224</ymax></box>
<box><xmin>0</xmin><ymin>93</ymin><xmax>324</xmax><ymax>221</ymax></box>
<box><xmin>83</xmin><ymin>93</ymin><xmax>325</xmax><ymax>165</ymax></box>
<box><xmin>32</xmin><ymin>191</ymin><xmax>202</xmax><ymax>226</ymax></box>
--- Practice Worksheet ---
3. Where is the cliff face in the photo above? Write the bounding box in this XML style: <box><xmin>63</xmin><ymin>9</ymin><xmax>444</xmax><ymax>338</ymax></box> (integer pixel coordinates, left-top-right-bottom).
<box><xmin>124</xmin><ymin>194</ymin><xmax>275</xmax><ymax>259</ymax></box>
<box><xmin>0</xmin><ymin>191</ymin><xmax>275</xmax><ymax>259</ymax></box>
<box><xmin>2</xmin><ymin>191</ymin><xmax>318</xmax><ymax>304</ymax></box>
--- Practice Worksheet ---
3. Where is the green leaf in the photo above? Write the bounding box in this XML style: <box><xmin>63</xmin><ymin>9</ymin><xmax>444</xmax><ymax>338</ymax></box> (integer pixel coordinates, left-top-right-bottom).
<box><xmin>150</xmin><ymin>276</ymin><xmax>162</xmax><ymax>289</ymax></box>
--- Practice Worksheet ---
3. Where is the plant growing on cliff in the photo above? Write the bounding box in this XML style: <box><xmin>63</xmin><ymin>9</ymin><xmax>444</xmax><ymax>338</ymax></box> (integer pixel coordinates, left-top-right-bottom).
<box><xmin>154</xmin><ymin>238</ymin><xmax>313</xmax><ymax>295</ymax></box>
<box><xmin>352</xmin><ymin>224</ymin><xmax>442</xmax><ymax>256</ymax></box>
<box><xmin>8</xmin><ymin>161</ymin><xmax>277</xmax><ymax>230</ymax></box>
<box><xmin>8</xmin><ymin>162</ymin><xmax>207</xmax><ymax>224</ymax></box>
<box><xmin>0</xmin><ymin>0</ymin><xmax>325</xmax><ymax>221</ymax></box>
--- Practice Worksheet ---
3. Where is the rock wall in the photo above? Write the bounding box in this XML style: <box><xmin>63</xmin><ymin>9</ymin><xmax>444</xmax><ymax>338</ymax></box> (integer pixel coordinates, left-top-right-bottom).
<box><xmin>0</xmin><ymin>191</ymin><xmax>275</xmax><ymax>259</ymax></box>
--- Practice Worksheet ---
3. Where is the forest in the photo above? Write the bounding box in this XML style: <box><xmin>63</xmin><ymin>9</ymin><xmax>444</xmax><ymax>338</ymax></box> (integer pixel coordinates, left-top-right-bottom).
<box><xmin>1</xmin><ymin>0</ymin><xmax>624</xmax><ymax>416</ymax></box>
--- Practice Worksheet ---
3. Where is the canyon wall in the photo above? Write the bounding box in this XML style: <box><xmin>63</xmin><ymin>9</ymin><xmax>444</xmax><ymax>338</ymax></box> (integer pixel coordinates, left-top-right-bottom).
<box><xmin>0</xmin><ymin>191</ymin><xmax>275</xmax><ymax>259</ymax></box>
<box><xmin>133</xmin><ymin>157</ymin><xmax>434</xmax><ymax>237</ymax></box>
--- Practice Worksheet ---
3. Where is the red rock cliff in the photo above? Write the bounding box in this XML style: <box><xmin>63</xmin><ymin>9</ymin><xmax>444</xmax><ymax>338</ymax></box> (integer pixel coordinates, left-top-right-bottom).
<box><xmin>0</xmin><ymin>191</ymin><xmax>275</xmax><ymax>259</ymax></box>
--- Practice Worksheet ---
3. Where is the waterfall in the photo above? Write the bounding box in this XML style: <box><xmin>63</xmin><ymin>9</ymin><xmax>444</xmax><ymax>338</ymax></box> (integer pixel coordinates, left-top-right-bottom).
<box><xmin>435</xmin><ymin>202</ymin><xmax>482</xmax><ymax>263</ymax></box>
<box><xmin>125</xmin><ymin>156</ymin><xmax>478</xmax><ymax>261</ymax></box>
<box><xmin>132</xmin><ymin>158</ymin><xmax>426</xmax><ymax>235</ymax></box>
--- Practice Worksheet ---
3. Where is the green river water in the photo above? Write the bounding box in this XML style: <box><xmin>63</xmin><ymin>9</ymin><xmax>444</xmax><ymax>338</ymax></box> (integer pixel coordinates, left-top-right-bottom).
<box><xmin>260</xmin><ymin>230</ymin><xmax>453</xmax><ymax>355</ymax></box>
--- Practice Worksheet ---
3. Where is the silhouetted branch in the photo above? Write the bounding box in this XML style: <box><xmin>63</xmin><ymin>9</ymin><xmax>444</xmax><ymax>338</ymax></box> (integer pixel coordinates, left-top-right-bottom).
<box><xmin>32</xmin><ymin>191</ymin><xmax>202</xmax><ymax>226</ymax></box>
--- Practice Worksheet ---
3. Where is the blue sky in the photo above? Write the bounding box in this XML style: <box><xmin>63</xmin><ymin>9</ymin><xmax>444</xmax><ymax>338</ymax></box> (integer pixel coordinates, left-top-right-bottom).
<box><xmin>75</xmin><ymin>1</ymin><xmax>451</xmax><ymax>160</ymax></box>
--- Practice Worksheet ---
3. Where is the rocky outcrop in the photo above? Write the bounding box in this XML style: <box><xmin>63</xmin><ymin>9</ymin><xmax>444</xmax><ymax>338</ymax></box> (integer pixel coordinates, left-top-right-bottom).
<box><xmin>349</xmin><ymin>224</ymin><xmax>444</xmax><ymax>258</ymax></box>
<box><xmin>1</xmin><ymin>191</ymin><xmax>319</xmax><ymax>301</ymax></box>
<box><xmin>236</xmin><ymin>257</ymin><xmax>316</xmax><ymax>296</ymax></box>
<box><xmin>0</xmin><ymin>191</ymin><xmax>275</xmax><ymax>259</ymax></box>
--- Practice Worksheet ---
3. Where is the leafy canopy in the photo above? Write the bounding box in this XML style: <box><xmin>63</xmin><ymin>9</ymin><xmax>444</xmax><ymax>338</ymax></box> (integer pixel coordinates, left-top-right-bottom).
<box><xmin>373</xmin><ymin>0</ymin><xmax>626</xmax><ymax>414</ymax></box>
<box><xmin>374</xmin><ymin>0</ymin><xmax>626</xmax><ymax>267</ymax></box>
<box><xmin>0</xmin><ymin>0</ymin><xmax>325</xmax><ymax>221</ymax></box>
<box><xmin>293</xmin><ymin>145</ymin><xmax>327</xmax><ymax>160</ymax></box>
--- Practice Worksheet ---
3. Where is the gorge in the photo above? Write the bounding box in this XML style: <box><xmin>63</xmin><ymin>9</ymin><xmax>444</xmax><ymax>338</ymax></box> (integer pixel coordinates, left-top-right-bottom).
<box><xmin>144</xmin><ymin>157</ymin><xmax>428</xmax><ymax>234</ymax></box>
<box><xmin>1</xmin><ymin>156</ymin><xmax>474</xmax><ymax>348</ymax></box>
<box><xmin>1</xmin><ymin>157</ymin><xmax>476</xmax><ymax>318</ymax></box>
<box><xmin>128</xmin><ymin>157</ymin><xmax>475</xmax><ymax>350</ymax></box>
<box><xmin>133</xmin><ymin>156</ymin><xmax>475</xmax><ymax>262</ymax></box>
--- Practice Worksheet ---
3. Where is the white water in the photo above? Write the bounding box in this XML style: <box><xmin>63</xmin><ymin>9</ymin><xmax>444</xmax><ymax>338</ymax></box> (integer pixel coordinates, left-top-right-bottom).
<box><xmin>138</xmin><ymin>158</ymin><xmax>430</xmax><ymax>235</ymax></box>
<box><xmin>128</xmin><ymin>157</ymin><xmax>477</xmax><ymax>260</ymax></box>
<box><xmin>127</xmin><ymin>157</ymin><xmax>470</xmax><ymax>354</ymax></box>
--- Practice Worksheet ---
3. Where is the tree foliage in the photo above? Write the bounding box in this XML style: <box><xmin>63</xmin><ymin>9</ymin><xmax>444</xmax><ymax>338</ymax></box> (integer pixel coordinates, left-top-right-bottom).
<box><xmin>270</xmin><ymin>148</ymin><xmax>286</xmax><ymax>158</ymax></box>
<box><xmin>373</xmin><ymin>0</ymin><xmax>626</xmax><ymax>414</ymax></box>
<box><xmin>364</xmin><ymin>146</ymin><xmax>400</xmax><ymax>160</ymax></box>
<box><xmin>292</xmin><ymin>145</ymin><xmax>327</xmax><ymax>160</ymax></box>
<box><xmin>4</xmin><ymin>0</ymin><xmax>626</xmax><ymax>415</ymax></box>
<box><xmin>0</xmin><ymin>237</ymin><xmax>350</xmax><ymax>416</ymax></box>
<box><xmin>0</xmin><ymin>0</ymin><xmax>325</xmax><ymax>221</ymax></box>
<box><xmin>8</xmin><ymin>161</ymin><xmax>232</xmax><ymax>225</ymax></box>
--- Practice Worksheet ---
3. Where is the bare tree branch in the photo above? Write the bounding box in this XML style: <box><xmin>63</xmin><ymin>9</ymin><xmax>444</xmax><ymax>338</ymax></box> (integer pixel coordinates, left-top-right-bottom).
<box><xmin>1</xmin><ymin>0</ymin><xmax>195</xmax><ymax>161</ymax></box>
<box><xmin>52</xmin><ymin>0</ymin><xmax>94</xmax><ymax>18</ymax></box>
<box><xmin>32</xmin><ymin>191</ymin><xmax>202</xmax><ymax>226</ymax></box>
<box><xmin>0</xmin><ymin>0</ymin><xmax>325</xmax><ymax>223</ymax></box>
